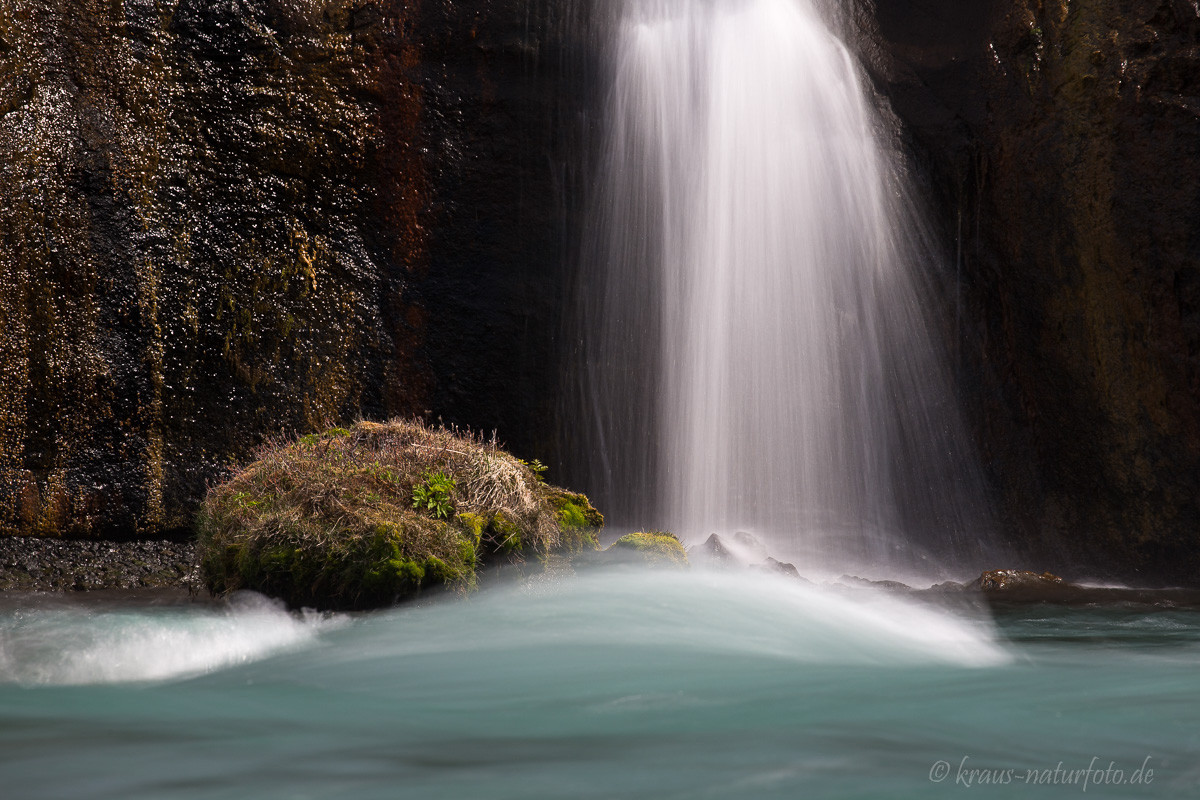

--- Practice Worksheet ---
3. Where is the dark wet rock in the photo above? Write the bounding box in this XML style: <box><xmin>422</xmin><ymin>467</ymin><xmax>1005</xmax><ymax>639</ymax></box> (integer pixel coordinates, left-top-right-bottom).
<box><xmin>0</xmin><ymin>0</ymin><xmax>582</xmax><ymax>539</ymax></box>
<box><xmin>964</xmin><ymin>569</ymin><xmax>1079</xmax><ymax>603</ymax></box>
<box><xmin>0</xmin><ymin>536</ymin><xmax>200</xmax><ymax>593</ymax></box>
<box><xmin>854</xmin><ymin>1</ymin><xmax>1200</xmax><ymax>585</ymax></box>
<box><xmin>976</xmin><ymin>569</ymin><xmax>1067</xmax><ymax>594</ymax></box>
<box><xmin>917</xmin><ymin>568</ymin><xmax>1200</xmax><ymax>608</ymax></box>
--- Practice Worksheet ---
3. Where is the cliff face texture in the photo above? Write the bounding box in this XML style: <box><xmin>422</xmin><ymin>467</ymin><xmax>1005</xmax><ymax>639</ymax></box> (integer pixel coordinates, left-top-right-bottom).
<box><xmin>859</xmin><ymin>0</ymin><xmax>1200</xmax><ymax>583</ymax></box>
<box><xmin>0</xmin><ymin>0</ymin><xmax>576</xmax><ymax>538</ymax></box>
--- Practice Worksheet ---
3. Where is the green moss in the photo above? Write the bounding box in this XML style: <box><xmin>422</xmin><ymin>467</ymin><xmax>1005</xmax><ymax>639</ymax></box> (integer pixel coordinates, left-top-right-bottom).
<box><xmin>422</xmin><ymin>556</ymin><xmax>453</xmax><ymax>583</ymax></box>
<box><xmin>558</xmin><ymin>528</ymin><xmax>600</xmax><ymax>554</ymax></box>
<box><xmin>542</xmin><ymin>489</ymin><xmax>603</xmax><ymax>555</ymax></box>
<box><xmin>457</xmin><ymin>539</ymin><xmax>479</xmax><ymax>572</ymax></box>
<box><xmin>606</xmin><ymin>531</ymin><xmax>689</xmax><ymax>568</ymax></box>
<box><xmin>556</xmin><ymin>502</ymin><xmax>589</xmax><ymax>530</ymax></box>
<box><xmin>457</xmin><ymin>511</ymin><xmax>485</xmax><ymax>545</ymax></box>
<box><xmin>544</xmin><ymin>488</ymin><xmax>605</xmax><ymax>530</ymax></box>
<box><xmin>219</xmin><ymin>517</ymin><xmax>476</xmax><ymax>608</ymax></box>
<box><xmin>552</xmin><ymin>500</ymin><xmax>605</xmax><ymax>554</ymax></box>
<box><xmin>488</xmin><ymin>511</ymin><xmax>523</xmax><ymax>553</ymax></box>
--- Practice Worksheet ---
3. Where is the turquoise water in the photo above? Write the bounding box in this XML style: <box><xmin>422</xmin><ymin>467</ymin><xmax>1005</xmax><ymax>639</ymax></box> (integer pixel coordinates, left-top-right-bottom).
<box><xmin>2</xmin><ymin>569</ymin><xmax>1198</xmax><ymax>799</ymax></box>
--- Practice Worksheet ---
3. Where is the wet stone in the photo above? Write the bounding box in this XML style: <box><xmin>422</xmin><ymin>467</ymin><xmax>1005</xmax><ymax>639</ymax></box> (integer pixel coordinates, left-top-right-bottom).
<box><xmin>0</xmin><ymin>537</ymin><xmax>200</xmax><ymax>594</ymax></box>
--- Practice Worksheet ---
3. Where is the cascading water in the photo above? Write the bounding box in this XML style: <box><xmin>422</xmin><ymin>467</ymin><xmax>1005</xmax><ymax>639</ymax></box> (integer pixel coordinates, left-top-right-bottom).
<box><xmin>575</xmin><ymin>0</ymin><xmax>999</xmax><ymax>577</ymax></box>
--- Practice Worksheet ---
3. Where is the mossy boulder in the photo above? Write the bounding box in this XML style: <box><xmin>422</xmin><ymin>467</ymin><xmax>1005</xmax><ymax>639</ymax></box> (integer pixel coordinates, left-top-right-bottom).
<box><xmin>197</xmin><ymin>419</ymin><xmax>602</xmax><ymax>609</ymax></box>
<box><xmin>600</xmin><ymin>531</ymin><xmax>689</xmax><ymax>569</ymax></box>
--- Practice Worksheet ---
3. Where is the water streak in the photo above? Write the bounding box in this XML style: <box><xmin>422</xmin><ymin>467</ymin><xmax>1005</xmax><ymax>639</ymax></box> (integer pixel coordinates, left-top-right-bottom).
<box><xmin>576</xmin><ymin>0</ymin><xmax>996</xmax><ymax>577</ymax></box>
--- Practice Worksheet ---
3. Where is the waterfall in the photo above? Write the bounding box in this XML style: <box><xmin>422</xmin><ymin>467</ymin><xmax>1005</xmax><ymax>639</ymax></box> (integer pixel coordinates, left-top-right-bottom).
<box><xmin>574</xmin><ymin>0</ymin><xmax>997</xmax><ymax>578</ymax></box>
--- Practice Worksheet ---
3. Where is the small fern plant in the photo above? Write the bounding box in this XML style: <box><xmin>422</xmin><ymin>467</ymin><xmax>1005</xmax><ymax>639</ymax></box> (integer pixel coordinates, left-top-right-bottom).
<box><xmin>412</xmin><ymin>471</ymin><xmax>456</xmax><ymax>519</ymax></box>
<box><xmin>520</xmin><ymin>459</ymin><xmax>549</xmax><ymax>483</ymax></box>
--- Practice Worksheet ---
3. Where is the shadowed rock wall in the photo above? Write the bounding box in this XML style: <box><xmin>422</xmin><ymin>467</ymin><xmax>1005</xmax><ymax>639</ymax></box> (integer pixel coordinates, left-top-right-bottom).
<box><xmin>0</xmin><ymin>0</ymin><xmax>578</xmax><ymax>538</ymax></box>
<box><xmin>858</xmin><ymin>0</ymin><xmax>1200</xmax><ymax>583</ymax></box>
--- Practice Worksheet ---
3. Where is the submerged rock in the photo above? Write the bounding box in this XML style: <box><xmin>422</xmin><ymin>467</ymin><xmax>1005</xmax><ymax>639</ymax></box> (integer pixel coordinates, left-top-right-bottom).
<box><xmin>837</xmin><ymin>575</ymin><xmax>914</xmax><ymax>593</ymax></box>
<box><xmin>928</xmin><ymin>581</ymin><xmax>968</xmax><ymax>593</ymax></box>
<box><xmin>197</xmin><ymin>419</ymin><xmax>602</xmax><ymax>610</ymax></box>
<box><xmin>756</xmin><ymin>557</ymin><xmax>805</xmax><ymax>581</ymax></box>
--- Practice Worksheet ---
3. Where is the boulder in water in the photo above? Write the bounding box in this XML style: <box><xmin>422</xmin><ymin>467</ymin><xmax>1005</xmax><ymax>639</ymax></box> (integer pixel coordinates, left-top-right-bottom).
<box><xmin>601</xmin><ymin>532</ymin><xmax>689</xmax><ymax>569</ymax></box>
<box><xmin>692</xmin><ymin>531</ymin><xmax>770</xmax><ymax>567</ymax></box>
<box><xmin>971</xmin><ymin>569</ymin><xmax>1072</xmax><ymax>601</ymax></box>
<box><xmin>197</xmin><ymin>419</ymin><xmax>602</xmax><ymax>610</ymax></box>
<box><xmin>692</xmin><ymin>533</ymin><xmax>806</xmax><ymax>580</ymax></box>
<box><xmin>694</xmin><ymin>533</ymin><xmax>735</xmax><ymax>565</ymax></box>
<box><xmin>978</xmin><ymin>570</ymin><xmax>1065</xmax><ymax>591</ymax></box>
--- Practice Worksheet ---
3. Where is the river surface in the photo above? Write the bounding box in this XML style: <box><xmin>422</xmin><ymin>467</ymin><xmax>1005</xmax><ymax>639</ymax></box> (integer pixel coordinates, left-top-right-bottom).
<box><xmin>1</xmin><ymin>569</ymin><xmax>1197</xmax><ymax>798</ymax></box>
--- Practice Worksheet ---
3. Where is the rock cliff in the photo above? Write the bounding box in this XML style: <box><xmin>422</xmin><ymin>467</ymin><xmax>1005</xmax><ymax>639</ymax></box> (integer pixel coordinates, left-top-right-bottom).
<box><xmin>858</xmin><ymin>0</ymin><xmax>1200</xmax><ymax>583</ymax></box>
<box><xmin>0</xmin><ymin>0</ymin><xmax>578</xmax><ymax>538</ymax></box>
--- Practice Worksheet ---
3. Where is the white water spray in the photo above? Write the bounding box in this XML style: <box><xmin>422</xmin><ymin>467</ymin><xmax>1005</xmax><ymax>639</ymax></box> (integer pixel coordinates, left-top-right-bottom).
<box><xmin>577</xmin><ymin>0</ymin><xmax>997</xmax><ymax>576</ymax></box>
<box><xmin>0</xmin><ymin>593</ymin><xmax>339</xmax><ymax>685</ymax></box>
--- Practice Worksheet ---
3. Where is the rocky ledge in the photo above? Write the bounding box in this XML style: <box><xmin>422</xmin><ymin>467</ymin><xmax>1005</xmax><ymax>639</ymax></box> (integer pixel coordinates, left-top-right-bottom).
<box><xmin>852</xmin><ymin>570</ymin><xmax>1200</xmax><ymax>609</ymax></box>
<box><xmin>0</xmin><ymin>537</ymin><xmax>200</xmax><ymax>593</ymax></box>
